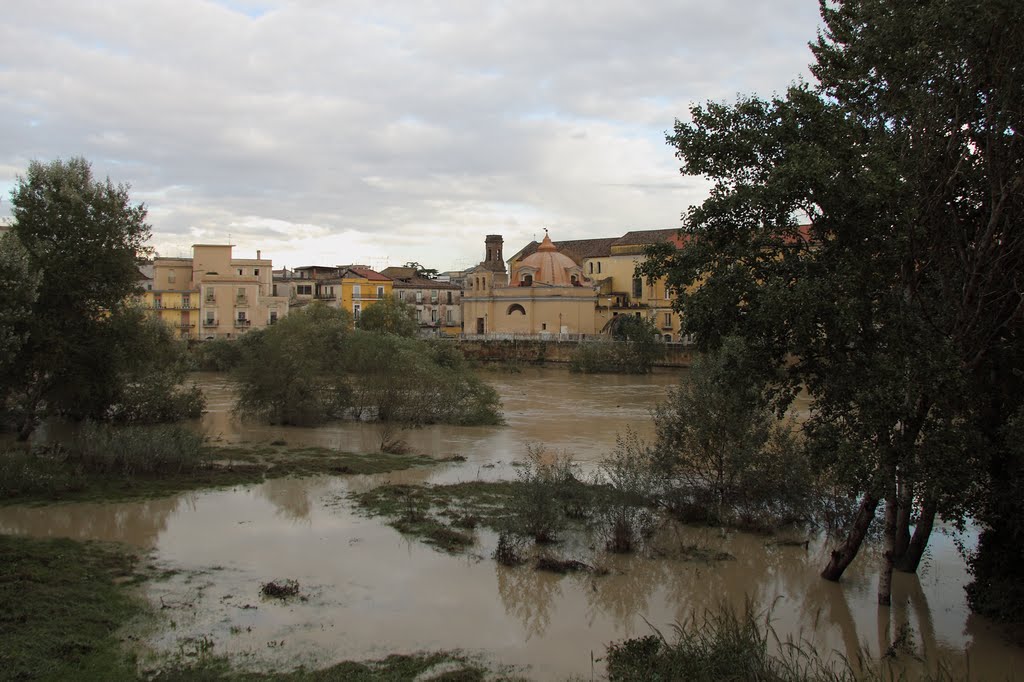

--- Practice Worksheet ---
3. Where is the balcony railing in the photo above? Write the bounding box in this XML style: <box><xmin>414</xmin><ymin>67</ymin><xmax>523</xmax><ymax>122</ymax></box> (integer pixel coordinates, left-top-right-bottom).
<box><xmin>202</xmin><ymin>320</ymin><xmax>218</xmax><ymax>327</ymax></box>
<box><xmin>234</xmin><ymin>319</ymin><xmax>251</xmax><ymax>327</ymax></box>
<box><xmin>236</xmin><ymin>295</ymin><xmax>248</xmax><ymax>304</ymax></box>
<box><xmin>205</xmin><ymin>296</ymin><xmax>215</xmax><ymax>304</ymax></box>
<box><xmin>177</xmin><ymin>323</ymin><xmax>196</xmax><ymax>329</ymax></box>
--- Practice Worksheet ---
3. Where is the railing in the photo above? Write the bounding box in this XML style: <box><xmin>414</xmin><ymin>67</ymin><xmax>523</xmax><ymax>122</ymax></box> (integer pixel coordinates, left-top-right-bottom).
<box><xmin>205</xmin><ymin>296</ymin><xmax>215</xmax><ymax>304</ymax></box>
<box><xmin>315</xmin><ymin>293</ymin><xmax>336</xmax><ymax>300</ymax></box>
<box><xmin>202</xmin><ymin>320</ymin><xmax>218</xmax><ymax>327</ymax></box>
<box><xmin>177</xmin><ymin>323</ymin><xmax>196</xmax><ymax>328</ymax></box>
<box><xmin>234</xmin><ymin>319</ymin><xmax>251</xmax><ymax>327</ymax></box>
<box><xmin>236</xmin><ymin>295</ymin><xmax>248</xmax><ymax>304</ymax></box>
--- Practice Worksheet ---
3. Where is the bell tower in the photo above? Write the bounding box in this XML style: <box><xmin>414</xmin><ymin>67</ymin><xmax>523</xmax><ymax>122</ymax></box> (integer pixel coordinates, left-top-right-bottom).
<box><xmin>484</xmin><ymin>235</ymin><xmax>505</xmax><ymax>272</ymax></box>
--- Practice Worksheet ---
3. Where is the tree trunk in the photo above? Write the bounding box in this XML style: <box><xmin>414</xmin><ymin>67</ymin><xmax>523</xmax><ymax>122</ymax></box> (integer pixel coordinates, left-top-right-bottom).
<box><xmin>893</xmin><ymin>481</ymin><xmax>913</xmax><ymax>560</ymax></box>
<box><xmin>879</xmin><ymin>491</ymin><xmax>897</xmax><ymax>605</ymax></box>
<box><xmin>895</xmin><ymin>496</ymin><xmax>937</xmax><ymax>573</ymax></box>
<box><xmin>822</xmin><ymin>493</ymin><xmax>880</xmax><ymax>582</ymax></box>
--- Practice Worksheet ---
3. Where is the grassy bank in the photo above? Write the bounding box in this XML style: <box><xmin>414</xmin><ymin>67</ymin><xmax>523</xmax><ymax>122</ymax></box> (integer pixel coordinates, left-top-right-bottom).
<box><xmin>0</xmin><ymin>534</ymin><xmax>504</xmax><ymax>681</ymax></box>
<box><xmin>1</xmin><ymin>433</ymin><xmax>443</xmax><ymax>506</ymax></box>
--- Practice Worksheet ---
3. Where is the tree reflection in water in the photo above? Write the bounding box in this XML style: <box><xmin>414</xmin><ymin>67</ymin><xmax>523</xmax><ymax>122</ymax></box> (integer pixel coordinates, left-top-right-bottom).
<box><xmin>495</xmin><ymin>562</ymin><xmax>563</xmax><ymax>639</ymax></box>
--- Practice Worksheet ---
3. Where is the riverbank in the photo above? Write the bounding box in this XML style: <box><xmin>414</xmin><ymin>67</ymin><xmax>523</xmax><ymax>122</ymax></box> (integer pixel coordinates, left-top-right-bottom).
<box><xmin>0</xmin><ymin>441</ymin><xmax>443</xmax><ymax>506</ymax></box>
<box><xmin>0</xmin><ymin>533</ymin><xmax>498</xmax><ymax>680</ymax></box>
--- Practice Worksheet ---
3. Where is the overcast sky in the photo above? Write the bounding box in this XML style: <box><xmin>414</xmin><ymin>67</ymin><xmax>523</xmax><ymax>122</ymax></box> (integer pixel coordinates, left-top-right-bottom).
<box><xmin>1</xmin><ymin>1</ymin><xmax>823</xmax><ymax>271</ymax></box>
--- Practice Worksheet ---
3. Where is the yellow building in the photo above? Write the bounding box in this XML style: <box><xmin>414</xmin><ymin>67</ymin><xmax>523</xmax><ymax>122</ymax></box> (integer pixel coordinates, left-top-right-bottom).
<box><xmin>508</xmin><ymin>229</ymin><xmax>687</xmax><ymax>341</ymax></box>
<box><xmin>143</xmin><ymin>245</ymin><xmax>289</xmax><ymax>340</ymax></box>
<box><xmin>463</xmin><ymin>233</ymin><xmax>600</xmax><ymax>336</ymax></box>
<box><xmin>279</xmin><ymin>264</ymin><xmax>392</xmax><ymax>322</ymax></box>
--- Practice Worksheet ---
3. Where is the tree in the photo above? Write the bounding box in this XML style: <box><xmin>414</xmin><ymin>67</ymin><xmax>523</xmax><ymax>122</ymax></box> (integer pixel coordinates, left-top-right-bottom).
<box><xmin>652</xmin><ymin>337</ymin><xmax>808</xmax><ymax>526</ymax></box>
<box><xmin>403</xmin><ymin>261</ymin><xmax>439</xmax><ymax>279</ymax></box>
<box><xmin>3</xmin><ymin>158</ymin><xmax>154</xmax><ymax>437</ymax></box>
<box><xmin>0</xmin><ymin>233</ymin><xmax>40</xmax><ymax>374</ymax></box>
<box><xmin>357</xmin><ymin>294</ymin><xmax>419</xmax><ymax>337</ymax></box>
<box><xmin>232</xmin><ymin>304</ymin><xmax>503</xmax><ymax>439</ymax></box>
<box><xmin>640</xmin><ymin>0</ymin><xmax>1023</xmax><ymax>608</ymax></box>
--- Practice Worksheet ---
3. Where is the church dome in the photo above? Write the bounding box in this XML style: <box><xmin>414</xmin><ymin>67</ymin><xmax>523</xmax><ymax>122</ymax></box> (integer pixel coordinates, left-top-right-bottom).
<box><xmin>515</xmin><ymin>233</ymin><xmax>584</xmax><ymax>286</ymax></box>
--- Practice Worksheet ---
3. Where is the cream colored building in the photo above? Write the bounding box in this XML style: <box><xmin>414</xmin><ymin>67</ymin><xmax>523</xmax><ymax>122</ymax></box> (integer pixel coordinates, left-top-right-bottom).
<box><xmin>463</xmin><ymin>233</ymin><xmax>601</xmax><ymax>336</ymax></box>
<box><xmin>144</xmin><ymin>245</ymin><xmax>289</xmax><ymax>340</ymax></box>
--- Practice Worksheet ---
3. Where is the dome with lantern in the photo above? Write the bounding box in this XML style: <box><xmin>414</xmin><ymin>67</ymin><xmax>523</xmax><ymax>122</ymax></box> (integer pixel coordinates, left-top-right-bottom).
<box><xmin>512</xmin><ymin>231</ymin><xmax>586</xmax><ymax>287</ymax></box>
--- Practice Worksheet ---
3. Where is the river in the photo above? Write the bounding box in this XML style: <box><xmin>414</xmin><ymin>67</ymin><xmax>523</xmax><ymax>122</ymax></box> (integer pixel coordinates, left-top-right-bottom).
<box><xmin>0</xmin><ymin>367</ymin><xmax>1019</xmax><ymax>679</ymax></box>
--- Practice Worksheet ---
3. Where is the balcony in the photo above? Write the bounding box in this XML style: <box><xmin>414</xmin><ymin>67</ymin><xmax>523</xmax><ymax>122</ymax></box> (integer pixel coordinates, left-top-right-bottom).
<box><xmin>205</xmin><ymin>296</ymin><xmax>216</xmax><ymax>304</ymax></box>
<box><xmin>234</xmin><ymin>319</ymin><xmax>251</xmax><ymax>328</ymax></box>
<box><xmin>235</xmin><ymin>295</ymin><xmax>249</xmax><ymax>305</ymax></box>
<box><xmin>315</xmin><ymin>293</ymin><xmax>336</xmax><ymax>300</ymax></box>
<box><xmin>177</xmin><ymin>323</ymin><xmax>196</xmax><ymax>329</ymax></box>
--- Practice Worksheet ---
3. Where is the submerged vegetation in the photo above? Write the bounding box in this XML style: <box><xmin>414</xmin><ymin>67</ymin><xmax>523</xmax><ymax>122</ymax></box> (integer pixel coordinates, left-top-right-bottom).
<box><xmin>569</xmin><ymin>315</ymin><xmax>662</xmax><ymax>374</ymax></box>
<box><xmin>0</xmin><ymin>431</ymin><xmax>440</xmax><ymax>505</ymax></box>
<box><xmin>231</xmin><ymin>304</ymin><xmax>503</xmax><ymax>435</ymax></box>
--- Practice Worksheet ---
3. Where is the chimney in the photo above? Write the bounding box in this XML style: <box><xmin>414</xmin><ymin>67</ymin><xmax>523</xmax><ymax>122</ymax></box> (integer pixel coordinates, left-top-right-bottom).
<box><xmin>257</xmin><ymin>249</ymin><xmax>261</xmax><ymax>260</ymax></box>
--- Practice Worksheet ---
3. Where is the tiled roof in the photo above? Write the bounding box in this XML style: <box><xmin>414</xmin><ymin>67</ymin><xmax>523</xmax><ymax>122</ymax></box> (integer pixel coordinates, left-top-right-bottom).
<box><xmin>339</xmin><ymin>265</ymin><xmax>390</xmax><ymax>281</ymax></box>
<box><xmin>512</xmin><ymin>237</ymin><xmax>618</xmax><ymax>264</ymax></box>
<box><xmin>612</xmin><ymin>229</ymin><xmax>685</xmax><ymax>248</ymax></box>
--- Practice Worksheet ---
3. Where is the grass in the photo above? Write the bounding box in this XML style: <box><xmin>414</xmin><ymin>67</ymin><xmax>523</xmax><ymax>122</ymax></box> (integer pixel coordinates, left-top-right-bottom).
<box><xmin>1</xmin><ymin>533</ymin><xmax>515</xmax><ymax>681</ymax></box>
<box><xmin>0</xmin><ymin>534</ymin><xmax>145</xmax><ymax>681</ymax></box>
<box><xmin>0</xmin><ymin>438</ymin><xmax>441</xmax><ymax>506</ymax></box>
<box><xmin>352</xmin><ymin>482</ymin><xmax>523</xmax><ymax>552</ymax></box>
<box><xmin>604</xmin><ymin>601</ymin><xmax>962</xmax><ymax>682</ymax></box>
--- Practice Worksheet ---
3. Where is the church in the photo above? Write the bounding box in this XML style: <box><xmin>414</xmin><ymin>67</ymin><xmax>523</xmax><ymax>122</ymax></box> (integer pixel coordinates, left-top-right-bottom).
<box><xmin>461</xmin><ymin>232</ymin><xmax>600</xmax><ymax>336</ymax></box>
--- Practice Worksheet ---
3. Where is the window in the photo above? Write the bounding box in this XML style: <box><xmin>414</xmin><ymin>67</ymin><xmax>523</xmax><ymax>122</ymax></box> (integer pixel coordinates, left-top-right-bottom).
<box><xmin>431</xmin><ymin>309</ymin><xmax>438</xmax><ymax>322</ymax></box>
<box><xmin>521</xmin><ymin>274</ymin><xmax>533</xmax><ymax>286</ymax></box>
<box><xmin>399</xmin><ymin>290</ymin><xmax>406</xmax><ymax>301</ymax></box>
<box><xmin>205</xmin><ymin>287</ymin><xmax>215</xmax><ymax>302</ymax></box>
<box><xmin>446</xmin><ymin>291</ymin><xmax>453</xmax><ymax>304</ymax></box>
<box><xmin>270</xmin><ymin>311</ymin><xmax>278</xmax><ymax>324</ymax></box>
<box><xmin>430</xmin><ymin>290</ymin><xmax>438</xmax><ymax>303</ymax></box>
<box><xmin>206</xmin><ymin>312</ymin><xmax>215</xmax><ymax>324</ymax></box>
<box><xmin>665</xmin><ymin>285</ymin><xmax>670</xmax><ymax>300</ymax></box>
<box><xmin>238</xmin><ymin>268</ymin><xmax>243</xmax><ymax>276</ymax></box>
<box><xmin>237</xmin><ymin>311</ymin><xmax>247</xmax><ymax>321</ymax></box>
<box><xmin>541</xmin><ymin>323</ymin><xmax>547</xmax><ymax>331</ymax></box>
<box><xmin>664</xmin><ymin>312</ymin><xmax>672</xmax><ymax>328</ymax></box>
<box><xmin>446</xmin><ymin>309</ymin><xmax>453</xmax><ymax>324</ymax></box>
<box><xmin>182</xmin><ymin>295</ymin><xmax>191</xmax><ymax>309</ymax></box>
<box><xmin>168</xmin><ymin>269</ymin><xmax>176</xmax><ymax>283</ymax></box>
<box><xmin>377</xmin><ymin>286</ymin><xmax>385</xmax><ymax>298</ymax></box>
<box><xmin>632</xmin><ymin>277</ymin><xmax>643</xmax><ymax>298</ymax></box>
<box><xmin>297</xmin><ymin>284</ymin><xmax>312</xmax><ymax>296</ymax></box>
<box><xmin>254</xmin><ymin>268</ymin><xmax>260</xmax><ymax>276</ymax></box>
<box><xmin>273</xmin><ymin>284</ymin><xmax>278</xmax><ymax>296</ymax></box>
<box><xmin>597</xmin><ymin>262</ymin><xmax>602</xmax><ymax>274</ymax></box>
<box><xmin>588</xmin><ymin>262</ymin><xmax>593</xmax><ymax>274</ymax></box>
<box><xmin>507</xmin><ymin>304</ymin><xmax>526</xmax><ymax>315</ymax></box>
<box><xmin>353</xmin><ymin>304</ymin><xmax>361</xmax><ymax>320</ymax></box>
<box><xmin>416</xmin><ymin>291</ymin><xmax>423</xmax><ymax>303</ymax></box>
<box><xmin>353</xmin><ymin>284</ymin><xmax>361</xmax><ymax>298</ymax></box>
<box><xmin>153</xmin><ymin>295</ymin><xmax>162</xmax><ymax>309</ymax></box>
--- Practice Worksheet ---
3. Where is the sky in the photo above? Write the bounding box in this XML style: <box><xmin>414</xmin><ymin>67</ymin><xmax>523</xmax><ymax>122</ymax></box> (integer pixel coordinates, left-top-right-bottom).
<box><xmin>0</xmin><ymin>1</ymin><xmax>823</xmax><ymax>272</ymax></box>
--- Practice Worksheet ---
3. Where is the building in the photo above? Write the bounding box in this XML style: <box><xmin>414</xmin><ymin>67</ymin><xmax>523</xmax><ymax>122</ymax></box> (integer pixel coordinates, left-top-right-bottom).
<box><xmin>275</xmin><ymin>264</ymin><xmax>393</xmax><ymax>322</ymax></box>
<box><xmin>463</xmin><ymin>232</ymin><xmax>601</xmax><ymax>336</ymax></box>
<box><xmin>143</xmin><ymin>245</ymin><xmax>289</xmax><ymax>340</ymax></box>
<box><xmin>508</xmin><ymin>229</ymin><xmax>687</xmax><ymax>341</ymax></box>
<box><xmin>380</xmin><ymin>266</ymin><xmax>462</xmax><ymax>336</ymax></box>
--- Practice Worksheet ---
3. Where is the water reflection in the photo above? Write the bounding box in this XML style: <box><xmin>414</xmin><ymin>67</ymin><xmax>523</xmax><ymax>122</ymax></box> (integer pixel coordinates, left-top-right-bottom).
<box><xmin>0</xmin><ymin>367</ymin><xmax>1020</xmax><ymax>680</ymax></box>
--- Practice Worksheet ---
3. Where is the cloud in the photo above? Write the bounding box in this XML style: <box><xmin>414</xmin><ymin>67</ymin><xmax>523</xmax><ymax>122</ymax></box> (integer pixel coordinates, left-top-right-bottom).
<box><xmin>0</xmin><ymin>0</ymin><xmax>822</xmax><ymax>268</ymax></box>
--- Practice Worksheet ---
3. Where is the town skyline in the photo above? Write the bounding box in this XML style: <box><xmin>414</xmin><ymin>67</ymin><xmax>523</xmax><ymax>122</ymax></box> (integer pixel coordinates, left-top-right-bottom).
<box><xmin>1</xmin><ymin>1</ymin><xmax>823</xmax><ymax>271</ymax></box>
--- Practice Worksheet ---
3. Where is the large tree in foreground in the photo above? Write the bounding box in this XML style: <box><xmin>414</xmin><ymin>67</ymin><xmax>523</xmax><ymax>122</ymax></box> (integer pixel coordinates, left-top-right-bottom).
<box><xmin>3</xmin><ymin>158</ymin><xmax>154</xmax><ymax>437</ymax></box>
<box><xmin>641</xmin><ymin>0</ymin><xmax>1023</xmax><ymax>609</ymax></box>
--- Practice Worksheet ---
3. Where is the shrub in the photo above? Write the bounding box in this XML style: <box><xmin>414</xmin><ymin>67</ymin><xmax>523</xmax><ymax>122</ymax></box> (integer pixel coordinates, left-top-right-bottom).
<box><xmin>65</xmin><ymin>422</ymin><xmax>204</xmax><ymax>476</ymax></box>
<box><xmin>594</xmin><ymin>429</ymin><xmax>658</xmax><ymax>553</ymax></box>
<box><xmin>507</xmin><ymin>444</ymin><xmax>583</xmax><ymax>543</ymax></box>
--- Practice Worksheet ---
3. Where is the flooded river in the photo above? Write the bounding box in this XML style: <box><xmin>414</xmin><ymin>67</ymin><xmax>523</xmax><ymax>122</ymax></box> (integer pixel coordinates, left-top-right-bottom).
<box><xmin>1</xmin><ymin>368</ymin><xmax>1020</xmax><ymax>679</ymax></box>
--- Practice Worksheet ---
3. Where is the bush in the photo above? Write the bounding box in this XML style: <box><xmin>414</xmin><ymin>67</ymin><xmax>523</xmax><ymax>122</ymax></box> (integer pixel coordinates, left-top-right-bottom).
<box><xmin>192</xmin><ymin>338</ymin><xmax>245</xmax><ymax>371</ymax></box>
<box><xmin>570</xmin><ymin>316</ymin><xmax>661</xmax><ymax>374</ymax></box>
<box><xmin>594</xmin><ymin>429</ymin><xmax>658</xmax><ymax>553</ymax></box>
<box><xmin>65</xmin><ymin>422</ymin><xmax>204</xmax><ymax>476</ymax></box>
<box><xmin>507</xmin><ymin>444</ymin><xmax>584</xmax><ymax>543</ymax></box>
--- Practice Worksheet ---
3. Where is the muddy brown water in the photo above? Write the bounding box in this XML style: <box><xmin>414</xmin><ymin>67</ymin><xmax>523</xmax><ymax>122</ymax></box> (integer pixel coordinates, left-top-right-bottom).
<box><xmin>1</xmin><ymin>368</ymin><xmax>1020</xmax><ymax>679</ymax></box>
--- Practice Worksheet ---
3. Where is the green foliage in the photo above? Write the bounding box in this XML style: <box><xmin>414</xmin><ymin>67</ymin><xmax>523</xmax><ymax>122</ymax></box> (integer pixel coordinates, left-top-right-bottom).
<box><xmin>652</xmin><ymin>339</ymin><xmax>811</xmax><ymax>527</ymax></box>
<box><xmin>0</xmin><ymin>535</ymin><xmax>142</xmax><ymax>681</ymax></box>
<box><xmin>507</xmin><ymin>444</ymin><xmax>585</xmax><ymax>543</ymax></box>
<box><xmin>570</xmin><ymin>316</ymin><xmax>661</xmax><ymax>374</ymax></box>
<box><xmin>65</xmin><ymin>422</ymin><xmax>205</xmax><ymax>476</ymax></box>
<box><xmin>604</xmin><ymin>601</ymin><xmax>958</xmax><ymax>682</ymax></box>
<box><xmin>0</xmin><ymin>158</ymin><xmax>206</xmax><ymax>438</ymax></box>
<box><xmin>232</xmin><ymin>304</ymin><xmax>502</xmax><ymax>430</ymax></box>
<box><xmin>357</xmin><ymin>294</ymin><xmax>419</xmax><ymax>337</ymax></box>
<box><xmin>234</xmin><ymin>303</ymin><xmax>354</xmax><ymax>425</ymax></box>
<box><xmin>594</xmin><ymin>429</ymin><xmax>658</xmax><ymax>553</ymax></box>
<box><xmin>192</xmin><ymin>337</ymin><xmax>245</xmax><ymax>371</ymax></box>
<box><xmin>640</xmin><ymin>0</ymin><xmax>1024</xmax><ymax>593</ymax></box>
